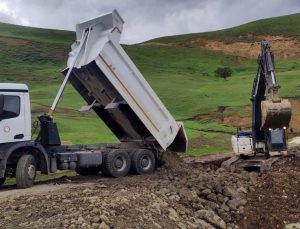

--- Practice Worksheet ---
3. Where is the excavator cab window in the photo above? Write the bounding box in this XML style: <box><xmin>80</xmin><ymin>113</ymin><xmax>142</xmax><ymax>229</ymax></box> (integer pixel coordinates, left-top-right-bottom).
<box><xmin>268</xmin><ymin>129</ymin><xmax>287</xmax><ymax>151</ymax></box>
<box><xmin>237</xmin><ymin>129</ymin><xmax>252</xmax><ymax>138</ymax></box>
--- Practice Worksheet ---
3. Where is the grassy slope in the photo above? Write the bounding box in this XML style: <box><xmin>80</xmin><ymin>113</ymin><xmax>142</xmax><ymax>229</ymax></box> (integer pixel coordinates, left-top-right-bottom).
<box><xmin>0</xmin><ymin>23</ymin><xmax>74</xmax><ymax>44</ymax></box>
<box><xmin>0</xmin><ymin>13</ymin><xmax>299</xmax><ymax>155</ymax></box>
<box><xmin>153</xmin><ymin>13</ymin><xmax>300</xmax><ymax>44</ymax></box>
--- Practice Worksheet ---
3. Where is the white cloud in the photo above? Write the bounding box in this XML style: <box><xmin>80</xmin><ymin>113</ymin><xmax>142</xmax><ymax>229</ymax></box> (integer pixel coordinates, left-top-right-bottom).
<box><xmin>0</xmin><ymin>0</ymin><xmax>299</xmax><ymax>44</ymax></box>
<box><xmin>0</xmin><ymin>1</ymin><xmax>16</xmax><ymax>19</ymax></box>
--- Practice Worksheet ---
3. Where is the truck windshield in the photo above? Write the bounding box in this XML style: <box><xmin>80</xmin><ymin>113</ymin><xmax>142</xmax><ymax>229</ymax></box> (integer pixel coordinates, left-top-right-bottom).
<box><xmin>0</xmin><ymin>95</ymin><xmax>20</xmax><ymax>120</ymax></box>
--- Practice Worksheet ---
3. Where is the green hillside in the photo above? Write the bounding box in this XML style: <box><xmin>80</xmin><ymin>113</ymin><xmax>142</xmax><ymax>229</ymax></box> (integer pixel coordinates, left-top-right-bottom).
<box><xmin>0</xmin><ymin>13</ymin><xmax>299</xmax><ymax>155</ymax></box>
<box><xmin>152</xmin><ymin>13</ymin><xmax>300</xmax><ymax>44</ymax></box>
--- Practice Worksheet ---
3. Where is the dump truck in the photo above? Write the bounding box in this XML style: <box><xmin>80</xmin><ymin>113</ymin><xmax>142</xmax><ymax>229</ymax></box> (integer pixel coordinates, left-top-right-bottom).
<box><xmin>0</xmin><ymin>10</ymin><xmax>187</xmax><ymax>188</ymax></box>
<box><xmin>224</xmin><ymin>40</ymin><xmax>292</xmax><ymax>171</ymax></box>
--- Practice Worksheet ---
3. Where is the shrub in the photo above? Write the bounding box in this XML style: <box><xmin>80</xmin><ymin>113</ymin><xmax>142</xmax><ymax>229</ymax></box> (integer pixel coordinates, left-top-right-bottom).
<box><xmin>215</xmin><ymin>67</ymin><xmax>232</xmax><ymax>80</ymax></box>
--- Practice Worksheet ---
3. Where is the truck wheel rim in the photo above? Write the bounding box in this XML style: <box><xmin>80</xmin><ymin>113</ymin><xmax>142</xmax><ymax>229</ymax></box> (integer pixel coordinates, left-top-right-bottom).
<box><xmin>28</xmin><ymin>165</ymin><xmax>36</xmax><ymax>179</ymax></box>
<box><xmin>114</xmin><ymin>156</ymin><xmax>126</xmax><ymax>171</ymax></box>
<box><xmin>140</xmin><ymin>155</ymin><xmax>151</xmax><ymax>170</ymax></box>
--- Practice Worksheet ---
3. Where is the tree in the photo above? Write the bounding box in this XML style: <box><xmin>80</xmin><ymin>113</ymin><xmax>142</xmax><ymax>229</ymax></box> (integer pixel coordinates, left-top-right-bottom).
<box><xmin>215</xmin><ymin>67</ymin><xmax>232</xmax><ymax>80</ymax></box>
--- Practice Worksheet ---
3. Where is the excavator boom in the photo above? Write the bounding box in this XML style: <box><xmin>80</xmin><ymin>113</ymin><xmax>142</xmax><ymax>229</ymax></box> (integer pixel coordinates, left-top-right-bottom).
<box><xmin>259</xmin><ymin>41</ymin><xmax>292</xmax><ymax>130</ymax></box>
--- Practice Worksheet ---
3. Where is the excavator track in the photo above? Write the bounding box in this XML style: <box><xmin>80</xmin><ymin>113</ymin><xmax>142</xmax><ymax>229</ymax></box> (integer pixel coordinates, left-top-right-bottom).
<box><xmin>221</xmin><ymin>155</ymin><xmax>281</xmax><ymax>173</ymax></box>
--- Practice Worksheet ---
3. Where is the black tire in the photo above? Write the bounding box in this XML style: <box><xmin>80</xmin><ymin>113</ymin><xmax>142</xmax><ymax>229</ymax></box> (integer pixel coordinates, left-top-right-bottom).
<box><xmin>0</xmin><ymin>177</ymin><xmax>6</xmax><ymax>186</ymax></box>
<box><xmin>75</xmin><ymin>166</ymin><xmax>101</xmax><ymax>176</ymax></box>
<box><xmin>103</xmin><ymin>149</ymin><xmax>131</xmax><ymax>177</ymax></box>
<box><xmin>16</xmin><ymin>154</ymin><xmax>36</xmax><ymax>189</ymax></box>
<box><xmin>132</xmin><ymin>149</ymin><xmax>156</xmax><ymax>175</ymax></box>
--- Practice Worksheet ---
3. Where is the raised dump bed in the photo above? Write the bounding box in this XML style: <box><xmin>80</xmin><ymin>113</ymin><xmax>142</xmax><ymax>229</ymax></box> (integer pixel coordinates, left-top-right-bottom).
<box><xmin>0</xmin><ymin>10</ymin><xmax>189</xmax><ymax>189</ymax></box>
<box><xmin>63</xmin><ymin>10</ymin><xmax>187</xmax><ymax>152</ymax></box>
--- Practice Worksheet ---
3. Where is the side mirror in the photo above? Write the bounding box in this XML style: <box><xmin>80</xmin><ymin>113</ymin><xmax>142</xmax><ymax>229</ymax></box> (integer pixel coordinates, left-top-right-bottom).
<box><xmin>0</xmin><ymin>94</ymin><xmax>4</xmax><ymax>115</ymax></box>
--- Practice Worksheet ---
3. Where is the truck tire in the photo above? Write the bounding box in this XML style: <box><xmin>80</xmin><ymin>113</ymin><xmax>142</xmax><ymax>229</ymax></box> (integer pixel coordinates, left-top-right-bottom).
<box><xmin>16</xmin><ymin>154</ymin><xmax>36</xmax><ymax>189</ymax></box>
<box><xmin>132</xmin><ymin>149</ymin><xmax>156</xmax><ymax>175</ymax></box>
<box><xmin>75</xmin><ymin>166</ymin><xmax>101</xmax><ymax>176</ymax></box>
<box><xmin>0</xmin><ymin>177</ymin><xmax>6</xmax><ymax>186</ymax></box>
<box><xmin>103</xmin><ymin>149</ymin><xmax>131</xmax><ymax>177</ymax></box>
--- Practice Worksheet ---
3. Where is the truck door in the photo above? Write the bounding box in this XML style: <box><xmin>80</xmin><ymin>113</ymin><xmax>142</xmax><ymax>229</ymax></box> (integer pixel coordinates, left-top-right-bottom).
<box><xmin>0</xmin><ymin>94</ymin><xmax>26</xmax><ymax>143</ymax></box>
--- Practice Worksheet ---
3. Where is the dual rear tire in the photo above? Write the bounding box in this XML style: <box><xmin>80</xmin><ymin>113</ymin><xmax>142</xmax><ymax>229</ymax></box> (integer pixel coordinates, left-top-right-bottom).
<box><xmin>102</xmin><ymin>149</ymin><xmax>156</xmax><ymax>178</ymax></box>
<box><xmin>131</xmin><ymin>149</ymin><xmax>156</xmax><ymax>175</ymax></box>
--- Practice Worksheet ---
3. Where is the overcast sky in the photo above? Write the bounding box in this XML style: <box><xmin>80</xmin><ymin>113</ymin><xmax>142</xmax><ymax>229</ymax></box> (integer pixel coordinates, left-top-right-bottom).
<box><xmin>0</xmin><ymin>0</ymin><xmax>299</xmax><ymax>44</ymax></box>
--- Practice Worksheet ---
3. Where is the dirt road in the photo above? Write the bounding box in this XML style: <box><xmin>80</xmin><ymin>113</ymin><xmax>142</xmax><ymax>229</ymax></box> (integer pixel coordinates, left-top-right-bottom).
<box><xmin>0</xmin><ymin>152</ymin><xmax>299</xmax><ymax>229</ymax></box>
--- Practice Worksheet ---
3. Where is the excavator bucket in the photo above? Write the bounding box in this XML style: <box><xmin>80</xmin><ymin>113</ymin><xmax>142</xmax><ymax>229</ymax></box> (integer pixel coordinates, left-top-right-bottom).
<box><xmin>261</xmin><ymin>99</ymin><xmax>292</xmax><ymax>130</ymax></box>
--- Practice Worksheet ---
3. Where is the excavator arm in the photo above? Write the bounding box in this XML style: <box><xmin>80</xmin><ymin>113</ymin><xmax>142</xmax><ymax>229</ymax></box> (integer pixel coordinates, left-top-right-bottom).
<box><xmin>252</xmin><ymin>40</ymin><xmax>291</xmax><ymax>153</ymax></box>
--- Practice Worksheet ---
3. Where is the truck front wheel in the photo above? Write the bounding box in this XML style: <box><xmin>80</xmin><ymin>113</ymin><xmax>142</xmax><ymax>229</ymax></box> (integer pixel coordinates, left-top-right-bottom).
<box><xmin>132</xmin><ymin>149</ymin><xmax>156</xmax><ymax>175</ymax></box>
<box><xmin>103</xmin><ymin>150</ymin><xmax>131</xmax><ymax>177</ymax></box>
<box><xmin>16</xmin><ymin>155</ymin><xmax>36</xmax><ymax>188</ymax></box>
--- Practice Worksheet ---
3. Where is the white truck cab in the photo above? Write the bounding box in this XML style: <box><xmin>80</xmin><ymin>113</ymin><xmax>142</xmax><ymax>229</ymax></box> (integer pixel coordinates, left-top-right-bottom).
<box><xmin>0</xmin><ymin>83</ymin><xmax>31</xmax><ymax>144</ymax></box>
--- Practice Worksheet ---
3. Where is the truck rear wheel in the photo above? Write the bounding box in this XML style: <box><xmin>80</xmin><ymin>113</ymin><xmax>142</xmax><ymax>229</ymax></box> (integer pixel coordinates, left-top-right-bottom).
<box><xmin>132</xmin><ymin>149</ymin><xmax>156</xmax><ymax>175</ymax></box>
<box><xmin>16</xmin><ymin>154</ymin><xmax>36</xmax><ymax>189</ymax></box>
<box><xmin>103</xmin><ymin>149</ymin><xmax>131</xmax><ymax>177</ymax></box>
<box><xmin>75</xmin><ymin>166</ymin><xmax>101</xmax><ymax>176</ymax></box>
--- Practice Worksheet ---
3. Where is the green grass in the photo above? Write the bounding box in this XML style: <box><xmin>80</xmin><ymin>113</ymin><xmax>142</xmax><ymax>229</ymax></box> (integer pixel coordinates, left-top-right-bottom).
<box><xmin>54</xmin><ymin>113</ymin><xmax>118</xmax><ymax>144</ymax></box>
<box><xmin>0</xmin><ymin>22</ymin><xmax>74</xmax><ymax>45</ymax></box>
<box><xmin>0</xmin><ymin>13</ymin><xmax>299</xmax><ymax>156</ymax></box>
<box><xmin>4</xmin><ymin>170</ymin><xmax>76</xmax><ymax>186</ymax></box>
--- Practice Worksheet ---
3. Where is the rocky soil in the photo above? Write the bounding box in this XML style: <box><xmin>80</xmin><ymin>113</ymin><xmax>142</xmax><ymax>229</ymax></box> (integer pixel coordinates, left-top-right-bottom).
<box><xmin>0</xmin><ymin>151</ymin><xmax>299</xmax><ymax>229</ymax></box>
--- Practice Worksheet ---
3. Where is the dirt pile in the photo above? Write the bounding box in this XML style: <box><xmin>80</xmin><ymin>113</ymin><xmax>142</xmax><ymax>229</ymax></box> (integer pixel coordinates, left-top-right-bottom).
<box><xmin>0</xmin><ymin>153</ymin><xmax>254</xmax><ymax>229</ymax></box>
<box><xmin>0</xmin><ymin>153</ymin><xmax>298</xmax><ymax>229</ymax></box>
<box><xmin>234</xmin><ymin>154</ymin><xmax>300</xmax><ymax>229</ymax></box>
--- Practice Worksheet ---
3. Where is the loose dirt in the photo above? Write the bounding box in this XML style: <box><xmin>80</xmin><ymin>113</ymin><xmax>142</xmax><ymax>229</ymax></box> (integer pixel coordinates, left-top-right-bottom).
<box><xmin>0</xmin><ymin>36</ymin><xmax>31</xmax><ymax>46</ymax></box>
<box><xmin>234</xmin><ymin>154</ymin><xmax>300</xmax><ymax>229</ymax></box>
<box><xmin>0</xmin><ymin>151</ymin><xmax>299</xmax><ymax>229</ymax></box>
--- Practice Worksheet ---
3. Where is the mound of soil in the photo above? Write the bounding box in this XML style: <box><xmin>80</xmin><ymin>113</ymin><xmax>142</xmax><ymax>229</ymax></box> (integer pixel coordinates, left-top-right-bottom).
<box><xmin>0</xmin><ymin>152</ymin><xmax>298</xmax><ymax>229</ymax></box>
<box><xmin>234</xmin><ymin>155</ymin><xmax>300</xmax><ymax>229</ymax></box>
